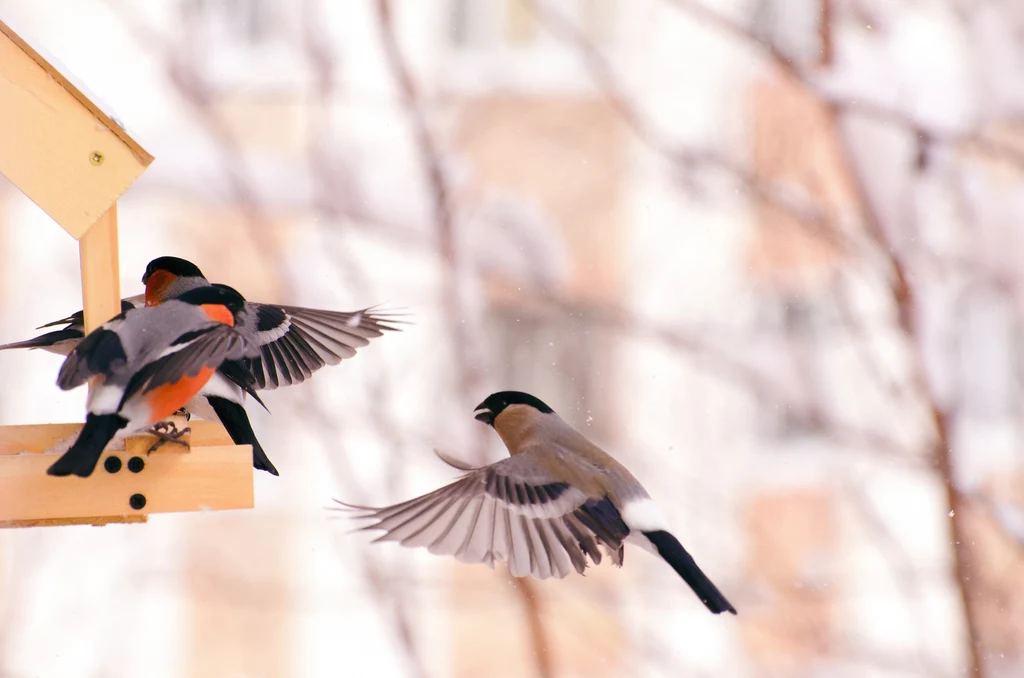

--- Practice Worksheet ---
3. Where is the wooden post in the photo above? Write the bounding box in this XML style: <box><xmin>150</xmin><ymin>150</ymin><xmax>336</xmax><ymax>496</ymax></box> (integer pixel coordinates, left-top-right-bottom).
<box><xmin>79</xmin><ymin>204</ymin><xmax>121</xmax><ymax>333</ymax></box>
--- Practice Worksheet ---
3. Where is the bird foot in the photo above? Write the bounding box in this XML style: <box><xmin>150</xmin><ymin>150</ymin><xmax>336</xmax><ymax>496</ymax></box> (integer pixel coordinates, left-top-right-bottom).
<box><xmin>146</xmin><ymin>420</ymin><xmax>192</xmax><ymax>454</ymax></box>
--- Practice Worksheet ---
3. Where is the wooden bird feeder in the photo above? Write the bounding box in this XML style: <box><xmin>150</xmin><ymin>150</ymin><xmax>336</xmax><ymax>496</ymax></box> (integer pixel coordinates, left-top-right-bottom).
<box><xmin>0</xmin><ymin>19</ymin><xmax>254</xmax><ymax>527</ymax></box>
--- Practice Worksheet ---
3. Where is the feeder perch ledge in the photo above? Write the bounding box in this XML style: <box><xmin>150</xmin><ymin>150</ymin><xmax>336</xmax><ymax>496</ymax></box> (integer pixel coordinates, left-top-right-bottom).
<box><xmin>0</xmin><ymin>18</ymin><xmax>255</xmax><ymax>527</ymax></box>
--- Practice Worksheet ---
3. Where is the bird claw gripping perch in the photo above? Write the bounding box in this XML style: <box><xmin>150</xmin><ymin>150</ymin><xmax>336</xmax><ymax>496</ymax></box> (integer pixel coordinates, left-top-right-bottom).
<box><xmin>146</xmin><ymin>420</ymin><xmax>191</xmax><ymax>455</ymax></box>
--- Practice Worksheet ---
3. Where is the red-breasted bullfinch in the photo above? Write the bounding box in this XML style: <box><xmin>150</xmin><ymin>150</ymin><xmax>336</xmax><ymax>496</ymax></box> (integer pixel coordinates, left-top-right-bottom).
<box><xmin>1</xmin><ymin>256</ymin><xmax>403</xmax><ymax>476</ymax></box>
<box><xmin>140</xmin><ymin>256</ymin><xmax>404</xmax><ymax>475</ymax></box>
<box><xmin>47</xmin><ymin>284</ymin><xmax>253</xmax><ymax>478</ymax></box>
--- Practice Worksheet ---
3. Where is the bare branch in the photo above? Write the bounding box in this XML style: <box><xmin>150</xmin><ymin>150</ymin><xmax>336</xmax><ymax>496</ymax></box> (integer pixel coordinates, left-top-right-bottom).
<box><xmin>513</xmin><ymin>578</ymin><xmax>554</xmax><ymax>678</ymax></box>
<box><xmin>376</xmin><ymin>0</ymin><xmax>482</xmax><ymax>398</ymax></box>
<box><xmin>528</xmin><ymin>0</ymin><xmax>865</xmax><ymax>263</ymax></box>
<box><xmin>818</xmin><ymin>0</ymin><xmax>834</xmax><ymax>68</ymax></box>
<box><xmin>664</xmin><ymin>0</ymin><xmax>1024</xmax><ymax>172</ymax></box>
<box><xmin>828</xmin><ymin>89</ymin><xmax>989</xmax><ymax>678</ymax></box>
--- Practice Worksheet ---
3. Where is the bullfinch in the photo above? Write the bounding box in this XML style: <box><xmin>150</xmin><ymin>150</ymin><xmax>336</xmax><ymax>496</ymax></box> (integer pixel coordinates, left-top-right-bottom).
<box><xmin>47</xmin><ymin>284</ymin><xmax>253</xmax><ymax>478</ymax></box>
<box><xmin>1</xmin><ymin>256</ymin><xmax>402</xmax><ymax>476</ymax></box>
<box><xmin>338</xmin><ymin>390</ymin><xmax>736</xmax><ymax>615</ymax></box>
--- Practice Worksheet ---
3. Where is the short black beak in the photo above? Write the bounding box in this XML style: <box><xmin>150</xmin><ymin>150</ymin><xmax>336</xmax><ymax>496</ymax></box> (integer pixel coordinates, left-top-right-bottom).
<box><xmin>474</xmin><ymin>408</ymin><xmax>495</xmax><ymax>426</ymax></box>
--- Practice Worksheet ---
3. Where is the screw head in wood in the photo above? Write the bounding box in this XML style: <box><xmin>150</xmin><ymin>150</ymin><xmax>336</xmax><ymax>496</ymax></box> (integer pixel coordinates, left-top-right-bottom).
<box><xmin>90</xmin><ymin>151</ymin><xmax>104</xmax><ymax>165</ymax></box>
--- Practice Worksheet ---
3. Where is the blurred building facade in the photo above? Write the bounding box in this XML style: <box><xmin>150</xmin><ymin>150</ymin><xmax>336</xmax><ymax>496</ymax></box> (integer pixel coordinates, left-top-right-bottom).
<box><xmin>0</xmin><ymin>1</ymin><xmax>1022</xmax><ymax>677</ymax></box>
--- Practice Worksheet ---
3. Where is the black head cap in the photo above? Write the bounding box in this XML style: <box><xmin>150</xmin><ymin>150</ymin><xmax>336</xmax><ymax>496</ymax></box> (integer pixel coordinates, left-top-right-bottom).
<box><xmin>474</xmin><ymin>391</ymin><xmax>554</xmax><ymax>426</ymax></box>
<box><xmin>142</xmin><ymin>256</ymin><xmax>205</xmax><ymax>284</ymax></box>
<box><xmin>175</xmin><ymin>284</ymin><xmax>247</xmax><ymax>317</ymax></box>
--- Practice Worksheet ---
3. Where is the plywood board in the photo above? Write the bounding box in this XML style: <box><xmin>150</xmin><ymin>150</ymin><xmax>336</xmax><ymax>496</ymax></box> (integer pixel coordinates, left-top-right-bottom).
<box><xmin>0</xmin><ymin>20</ymin><xmax>153</xmax><ymax>239</ymax></box>
<box><xmin>0</xmin><ymin>421</ymin><xmax>254</xmax><ymax>525</ymax></box>
<box><xmin>0</xmin><ymin>419</ymin><xmax>233</xmax><ymax>455</ymax></box>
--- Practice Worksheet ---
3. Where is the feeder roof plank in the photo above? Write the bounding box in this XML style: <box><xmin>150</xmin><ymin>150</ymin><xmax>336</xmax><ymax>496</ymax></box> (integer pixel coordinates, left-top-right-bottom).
<box><xmin>0</xmin><ymin>19</ymin><xmax>154</xmax><ymax>239</ymax></box>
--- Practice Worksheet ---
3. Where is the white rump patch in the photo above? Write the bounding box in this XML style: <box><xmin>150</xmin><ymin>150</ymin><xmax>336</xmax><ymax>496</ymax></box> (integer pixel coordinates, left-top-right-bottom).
<box><xmin>86</xmin><ymin>384</ymin><xmax>124</xmax><ymax>415</ymax></box>
<box><xmin>200</xmin><ymin>372</ymin><xmax>245</xmax><ymax>403</ymax></box>
<box><xmin>620</xmin><ymin>497</ymin><xmax>669</xmax><ymax>531</ymax></box>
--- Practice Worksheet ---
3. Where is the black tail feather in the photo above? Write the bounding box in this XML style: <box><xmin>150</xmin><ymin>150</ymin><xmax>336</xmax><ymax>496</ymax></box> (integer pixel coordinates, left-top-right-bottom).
<box><xmin>644</xmin><ymin>530</ymin><xmax>736</xmax><ymax>615</ymax></box>
<box><xmin>217</xmin><ymin>360</ymin><xmax>269</xmax><ymax>412</ymax></box>
<box><xmin>47</xmin><ymin>414</ymin><xmax>127</xmax><ymax>477</ymax></box>
<box><xmin>206</xmin><ymin>396</ymin><xmax>279</xmax><ymax>476</ymax></box>
<box><xmin>0</xmin><ymin>329</ymin><xmax>83</xmax><ymax>352</ymax></box>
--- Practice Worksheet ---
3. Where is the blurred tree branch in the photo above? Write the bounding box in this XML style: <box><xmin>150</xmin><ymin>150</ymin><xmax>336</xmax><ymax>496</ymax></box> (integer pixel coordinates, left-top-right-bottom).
<box><xmin>50</xmin><ymin>1</ymin><xmax>1022</xmax><ymax>675</ymax></box>
<box><xmin>376</xmin><ymin>2</ymin><xmax>551</xmax><ymax>677</ymax></box>
<box><xmin>664</xmin><ymin>0</ymin><xmax>1024</xmax><ymax>172</ymax></box>
<box><xmin>535</xmin><ymin>0</ymin><xmax>1001</xmax><ymax>672</ymax></box>
<box><xmin>515</xmin><ymin>577</ymin><xmax>555</xmax><ymax>678</ymax></box>
<box><xmin>829</xmin><ymin>121</ymin><xmax>987</xmax><ymax>678</ymax></box>
<box><xmin>818</xmin><ymin>0</ymin><xmax>833</xmax><ymax>67</ymax></box>
<box><xmin>529</xmin><ymin>0</ymin><xmax>862</xmax><ymax>261</ymax></box>
<box><xmin>376</xmin><ymin>0</ymin><xmax>482</xmax><ymax>399</ymax></box>
<box><xmin>100</xmin><ymin>0</ymin><xmax>293</xmax><ymax>293</ymax></box>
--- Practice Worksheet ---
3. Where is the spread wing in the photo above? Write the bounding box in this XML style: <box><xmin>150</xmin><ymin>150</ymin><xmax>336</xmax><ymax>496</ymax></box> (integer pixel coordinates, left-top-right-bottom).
<box><xmin>241</xmin><ymin>304</ymin><xmax>404</xmax><ymax>390</ymax></box>
<box><xmin>216</xmin><ymin>358</ymin><xmax>266</xmax><ymax>410</ymax></box>
<box><xmin>336</xmin><ymin>453</ymin><xmax>630</xmax><ymax>580</ymax></box>
<box><xmin>120</xmin><ymin>324</ymin><xmax>252</xmax><ymax>403</ymax></box>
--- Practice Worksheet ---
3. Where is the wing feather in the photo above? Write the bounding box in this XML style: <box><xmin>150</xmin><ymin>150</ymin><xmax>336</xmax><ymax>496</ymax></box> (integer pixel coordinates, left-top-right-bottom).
<box><xmin>507</xmin><ymin>514</ymin><xmax>531</xmax><ymax>577</ymax></box>
<box><xmin>242</xmin><ymin>305</ymin><xmax>404</xmax><ymax>390</ymax></box>
<box><xmin>337</xmin><ymin>451</ymin><xmax>632</xmax><ymax>580</ymax></box>
<box><xmin>124</xmin><ymin>325</ymin><xmax>249</xmax><ymax>400</ymax></box>
<box><xmin>428</xmin><ymin>493</ymin><xmax>479</xmax><ymax>556</ymax></box>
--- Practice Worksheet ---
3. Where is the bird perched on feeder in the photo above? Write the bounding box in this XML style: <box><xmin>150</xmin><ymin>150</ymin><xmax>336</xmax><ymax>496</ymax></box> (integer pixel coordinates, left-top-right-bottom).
<box><xmin>337</xmin><ymin>391</ymin><xmax>736</xmax><ymax>615</ymax></box>
<box><xmin>47</xmin><ymin>284</ymin><xmax>254</xmax><ymax>478</ymax></box>
<box><xmin>0</xmin><ymin>256</ymin><xmax>404</xmax><ymax>476</ymax></box>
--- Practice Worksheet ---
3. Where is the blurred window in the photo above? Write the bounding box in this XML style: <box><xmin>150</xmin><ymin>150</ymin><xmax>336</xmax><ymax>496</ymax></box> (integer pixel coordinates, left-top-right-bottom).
<box><xmin>742</xmin><ymin>490</ymin><xmax>838</xmax><ymax>671</ymax></box>
<box><xmin>201</xmin><ymin>0</ymin><xmax>276</xmax><ymax>46</ymax></box>
<box><xmin>750</xmin><ymin>0</ymin><xmax>830</xmax><ymax>67</ymax></box>
<box><xmin>485</xmin><ymin>303</ymin><xmax>615</xmax><ymax>440</ymax></box>
<box><xmin>754</xmin><ymin>289</ymin><xmax>833</xmax><ymax>440</ymax></box>
<box><xmin>184</xmin><ymin>0</ymin><xmax>303</xmax><ymax>92</ymax></box>
<box><xmin>449</xmin><ymin>0</ymin><xmax>608</xmax><ymax>49</ymax></box>
<box><xmin>956</xmin><ymin>285</ymin><xmax>1021</xmax><ymax>419</ymax></box>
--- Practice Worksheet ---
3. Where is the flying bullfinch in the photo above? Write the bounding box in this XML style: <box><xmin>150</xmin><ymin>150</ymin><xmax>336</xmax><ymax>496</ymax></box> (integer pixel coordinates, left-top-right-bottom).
<box><xmin>47</xmin><ymin>284</ymin><xmax>254</xmax><ymax>478</ymax></box>
<box><xmin>338</xmin><ymin>390</ymin><xmax>736</xmax><ymax>615</ymax></box>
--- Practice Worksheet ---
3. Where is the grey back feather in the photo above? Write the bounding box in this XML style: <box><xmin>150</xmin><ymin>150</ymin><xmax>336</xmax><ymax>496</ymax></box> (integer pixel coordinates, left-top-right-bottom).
<box><xmin>58</xmin><ymin>300</ymin><xmax>247</xmax><ymax>391</ymax></box>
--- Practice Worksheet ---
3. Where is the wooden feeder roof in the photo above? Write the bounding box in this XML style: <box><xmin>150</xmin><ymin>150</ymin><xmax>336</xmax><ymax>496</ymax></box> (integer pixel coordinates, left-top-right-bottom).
<box><xmin>0</xmin><ymin>18</ymin><xmax>153</xmax><ymax>239</ymax></box>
